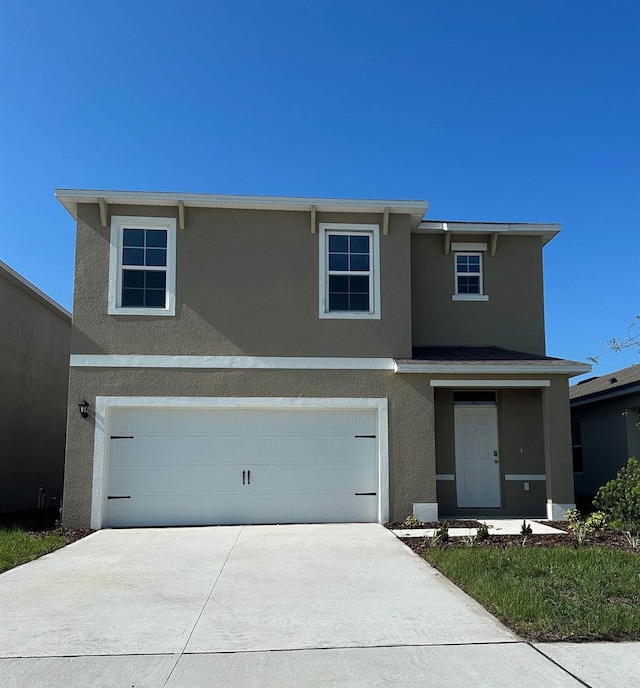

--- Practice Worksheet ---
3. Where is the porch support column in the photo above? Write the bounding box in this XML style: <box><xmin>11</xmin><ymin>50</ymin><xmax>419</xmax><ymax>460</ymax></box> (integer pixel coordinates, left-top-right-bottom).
<box><xmin>411</xmin><ymin>382</ymin><xmax>439</xmax><ymax>522</ymax></box>
<box><xmin>542</xmin><ymin>376</ymin><xmax>576</xmax><ymax>520</ymax></box>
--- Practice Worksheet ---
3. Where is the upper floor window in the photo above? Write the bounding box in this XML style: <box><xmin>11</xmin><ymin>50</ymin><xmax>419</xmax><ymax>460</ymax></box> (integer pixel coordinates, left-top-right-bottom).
<box><xmin>452</xmin><ymin>249</ymin><xmax>488</xmax><ymax>302</ymax></box>
<box><xmin>318</xmin><ymin>223</ymin><xmax>380</xmax><ymax>319</ymax></box>
<box><xmin>108</xmin><ymin>216</ymin><xmax>176</xmax><ymax>316</ymax></box>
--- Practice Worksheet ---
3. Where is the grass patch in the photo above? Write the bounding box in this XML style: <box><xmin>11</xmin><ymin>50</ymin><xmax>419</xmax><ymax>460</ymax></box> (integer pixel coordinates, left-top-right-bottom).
<box><xmin>423</xmin><ymin>545</ymin><xmax>640</xmax><ymax>641</ymax></box>
<box><xmin>0</xmin><ymin>529</ymin><xmax>67</xmax><ymax>574</ymax></box>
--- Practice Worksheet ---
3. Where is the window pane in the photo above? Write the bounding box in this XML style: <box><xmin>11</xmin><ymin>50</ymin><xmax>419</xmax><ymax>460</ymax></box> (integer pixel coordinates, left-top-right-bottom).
<box><xmin>571</xmin><ymin>420</ymin><xmax>582</xmax><ymax>445</ymax></box>
<box><xmin>145</xmin><ymin>248</ymin><xmax>167</xmax><ymax>266</ymax></box>
<box><xmin>329</xmin><ymin>293</ymin><xmax>349</xmax><ymax>310</ymax></box>
<box><xmin>329</xmin><ymin>254</ymin><xmax>349</xmax><ymax>271</ymax></box>
<box><xmin>144</xmin><ymin>289</ymin><xmax>166</xmax><ymax>308</ymax></box>
<box><xmin>458</xmin><ymin>276</ymin><xmax>480</xmax><ymax>294</ymax></box>
<box><xmin>145</xmin><ymin>271</ymin><xmax>166</xmax><ymax>289</ymax></box>
<box><xmin>468</xmin><ymin>256</ymin><xmax>480</xmax><ymax>268</ymax></box>
<box><xmin>350</xmin><ymin>235</ymin><xmax>369</xmax><ymax>254</ymax></box>
<box><xmin>350</xmin><ymin>254</ymin><xmax>369</xmax><ymax>271</ymax></box>
<box><xmin>121</xmin><ymin>288</ymin><xmax>144</xmax><ymax>307</ymax></box>
<box><xmin>328</xmin><ymin>235</ymin><xmax>348</xmax><ymax>252</ymax></box>
<box><xmin>123</xmin><ymin>248</ymin><xmax>144</xmax><ymax>265</ymax></box>
<box><xmin>349</xmin><ymin>293</ymin><xmax>370</xmax><ymax>311</ymax></box>
<box><xmin>349</xmin><ymin>275</ymin><xmax>369</xmax><ymax>293</ymax></box>
<box><xmin>146</xmin><ymin>230</ymin><xmax>167</xmax><ymax>248</ymax></box>
<box><xmin>123</xmin><ymin>229</ymin><xmax>144</xmax><ymax>247</ymax></box>
<box><xmin>122</xmin><ymin>270</ymin><xmax>144</xmax><ymax>288</ymax></box>
<box><xmin>456</xmin><ymin>255</ymin><xmax>467</xmax><ymax>269</ymax></box>
<box><xmin>329</xmin><ymin>275</ymin><xmax>349</xmax><ymax>293</ymax></box>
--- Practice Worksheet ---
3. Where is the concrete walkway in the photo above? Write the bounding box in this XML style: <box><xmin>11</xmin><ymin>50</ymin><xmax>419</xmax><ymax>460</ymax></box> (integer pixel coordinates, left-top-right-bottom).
<box><xmin>0</xmin><ymin>524</ymin><xmax>632</xmax><ymax>687</ymax></box>
<box><xmin>393</xmin><ymin>518</ymin><xmax>566</xmax><ymax>538</ymax></box>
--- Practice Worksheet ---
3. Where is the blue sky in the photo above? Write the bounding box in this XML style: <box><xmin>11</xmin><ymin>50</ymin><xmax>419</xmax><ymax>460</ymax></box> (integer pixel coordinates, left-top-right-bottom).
<box><xmin>1</xmin><ymin>1</ymin><xmax>638</xmax><ymax>376</ymax></box>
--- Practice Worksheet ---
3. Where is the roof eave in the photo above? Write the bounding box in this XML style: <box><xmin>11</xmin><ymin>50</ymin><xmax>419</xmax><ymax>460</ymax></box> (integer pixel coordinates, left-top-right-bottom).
<box><xmin>54</xmin><ymin>189</ymin><xmax>429</xmax><ymax>230</ymax></box>
<box><xmin>415</xmin><ymin>220</ymin><xmax>561</xmax><ymax>245</ymax></box>
<box><xmin>394</xmin><ymin>361</ymin><xmax>591</xmax><ymax>376</ymax></box>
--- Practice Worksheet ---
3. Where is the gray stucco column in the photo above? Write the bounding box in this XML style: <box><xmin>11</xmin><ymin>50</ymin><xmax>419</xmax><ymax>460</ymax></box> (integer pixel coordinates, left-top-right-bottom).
<box><xmin>542</xmin><ymin>377</ymin><xmax>576</xmax><ymax>519</ymax></box>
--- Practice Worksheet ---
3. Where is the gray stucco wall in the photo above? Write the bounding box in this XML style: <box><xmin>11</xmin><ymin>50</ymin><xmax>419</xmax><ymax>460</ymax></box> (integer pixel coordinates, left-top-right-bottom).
<box><xmin>63</xmin><ymin>368</ymin><xmax>437</xmax><ymax>528</ymax></box>
<box><xmin>0</xmin><ymin>271</ymin><xmax>70</xmax><ymax>513</ymax></box>
<box><xmin>572</xmin><ymin>392</ymin><xmax>640</xmax><ymax>500</ymax></box>
<box><xmin>411</xmin><ymin>233</ymin><xmax>546</xmax><ymax>354</ymax></box>
<box><xmin>72</xmin><ymin>204</ymin><xmax>413</xmax><ymax>358</ymax></box>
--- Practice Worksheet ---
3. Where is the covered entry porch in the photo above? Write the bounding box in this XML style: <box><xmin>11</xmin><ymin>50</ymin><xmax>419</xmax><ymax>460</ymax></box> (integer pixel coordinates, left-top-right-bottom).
<box><xmin>395</xmin><ymin>346</ymin><xmax>590</xmax><ymax>521</ymax></box>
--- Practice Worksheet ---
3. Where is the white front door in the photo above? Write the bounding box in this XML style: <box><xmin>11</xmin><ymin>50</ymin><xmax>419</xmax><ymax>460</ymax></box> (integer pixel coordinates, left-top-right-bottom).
<box><xmin>454</xmin><ymin>406</ymin><xmax>501</xmax><ymax>508</ymax></box>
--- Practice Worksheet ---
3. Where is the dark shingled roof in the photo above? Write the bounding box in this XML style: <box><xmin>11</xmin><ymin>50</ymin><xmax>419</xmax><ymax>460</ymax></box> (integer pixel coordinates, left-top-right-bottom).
<box><xmin>411</xmin><ymin>346</ymin><xmax>565</xmax><ymax>363</ymax></box>
<box><xmin>570</xmin><ymin>364</ymin><xmax>640</xmax><ymax>401</ymax></box>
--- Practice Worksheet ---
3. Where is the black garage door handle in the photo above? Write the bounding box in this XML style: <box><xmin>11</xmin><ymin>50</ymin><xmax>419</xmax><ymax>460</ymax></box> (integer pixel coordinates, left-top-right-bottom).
<box><xmin>107</xmin><ymin>495</ymin><xmax>131</xmax><ymax>500</ymax></box>
<box><xmin>355</xmin><ymin>492</ymin><xmax>377</xmax><ymax>496</ymax></box>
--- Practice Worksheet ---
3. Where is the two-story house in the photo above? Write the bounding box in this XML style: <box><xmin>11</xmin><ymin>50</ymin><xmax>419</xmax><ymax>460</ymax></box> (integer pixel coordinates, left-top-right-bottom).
<box><xmin>55</xmin><ymin>189</ymin><xmax>589</xmax><ymax>529</ymax></box>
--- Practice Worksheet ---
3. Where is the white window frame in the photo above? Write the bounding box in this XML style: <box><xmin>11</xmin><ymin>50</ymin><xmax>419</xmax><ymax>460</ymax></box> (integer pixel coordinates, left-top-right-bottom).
<box><xmin>108</xmin><ymin>216</ymin><xmax>177</xmax><ymax>316</ymax></box>
<box><xmin>452</xmin><ymin>251</ymin><xmax>488</xmax><ymax>302</ymax></box>
<box><xmin>318</xmin><ymin>223</ymin><xmax>381</xmax><ymax>319</ymax></box>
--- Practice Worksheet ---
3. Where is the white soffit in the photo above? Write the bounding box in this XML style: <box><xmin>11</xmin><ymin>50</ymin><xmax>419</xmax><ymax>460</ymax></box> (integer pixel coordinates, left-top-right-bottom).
<box><xmin>416</xmin><ymin>220</ymin><xmax>561</xmax><ymax>245</ymax></box>
<box><xmin>54</xmin><ymin>189</ymin><xmax>429</xmax><ymax>230</ymax></box>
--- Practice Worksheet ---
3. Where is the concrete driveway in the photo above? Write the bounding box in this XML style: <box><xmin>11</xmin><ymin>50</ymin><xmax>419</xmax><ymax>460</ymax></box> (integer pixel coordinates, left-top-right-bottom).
<box><xmin>0</xmin><ymin>524</ymin><xmax>596</xmax><ymax>686</ymax></box>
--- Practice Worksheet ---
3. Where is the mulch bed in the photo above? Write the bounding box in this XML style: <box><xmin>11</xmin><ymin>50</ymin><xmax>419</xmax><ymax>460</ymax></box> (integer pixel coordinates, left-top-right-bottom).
<box><xmin>29</xmin><ymin>528</ymin><xmax>94</xmax><ymax>545</ymax></box>
<box><xmin>385</xmin><ymin>520</ymin><xmax>482</xmax><ymax>529</ymax></box>
<box><xmin>399</xmin><ymin>529</ymin><xmax>636</xmax><ymax>554</ymax></box>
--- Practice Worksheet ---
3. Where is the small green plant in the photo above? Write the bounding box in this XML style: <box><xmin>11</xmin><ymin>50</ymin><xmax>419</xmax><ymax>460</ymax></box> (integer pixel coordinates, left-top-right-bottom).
<box><xmin>462</xmin><ymin>533</ymin><xmax>477</xmax><ymax>547</ymax></box>
<box><xmin>403</xmin><ymin>514</ymin><xmax>420</xmax><ymax>527</ymax></box>
<box><xmin>54</xmin><ymin>519</ymin><xmax>66</xmax><ymax>537</ymax></box>
<box><xmin>622</xmin><ymin>531</ymin><xmax>640</xmax><ymax>551</ymax></box>
<box><xmin>476</xmin><ymin>522</ymin><xmax>490</xmax><ymax>541</ymax></box>
<box><xmin>565</xmin><ymin>508</ymin><xmax>581</xmax><ymax>525</ymax></box>
<box><xmin>585</xmin><ymin>511</ymin><xmax>607</xmax><ymax>531</ymax></box>
<box><xmin>521</xmin><ymin>520</ymin><xmax>533</xmax><ymax>537</ymax></box>
<box><xmin>434</xmin><ymin>521</ymin><xmax>449</xmax><ymax>542</ymax></box>
<box><xmin>593</xmin><ymin>458</ymin><xmax>640</xmax><ymax>531</ymax></box>
<box><xmin>571</xmin><ymin>521</ymin><xmax>591</xmax><ymax>548</ymax></box>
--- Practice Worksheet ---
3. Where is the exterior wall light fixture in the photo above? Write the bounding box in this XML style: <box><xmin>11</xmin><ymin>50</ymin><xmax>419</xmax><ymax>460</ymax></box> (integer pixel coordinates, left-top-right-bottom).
<box><xmin>78</xmin><ymin>399</ymin><xmax>90</xmax><ymax>418</ymax></box>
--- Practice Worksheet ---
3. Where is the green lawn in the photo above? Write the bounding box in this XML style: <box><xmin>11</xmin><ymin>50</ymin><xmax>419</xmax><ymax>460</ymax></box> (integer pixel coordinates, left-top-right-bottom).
<box><xmin>0</xmin><ymin>509</ymin><xmax>68</xmax><ymax>574</ymax></box>
<box><xmin>423</xmin><ymin>545</ymin><xmax>640</xmax><ymax>641</ymax></box>
<box><xmin>0</xmin><ymin>529</ymin><xmax>67</xmax><ymax>574</ymax></box>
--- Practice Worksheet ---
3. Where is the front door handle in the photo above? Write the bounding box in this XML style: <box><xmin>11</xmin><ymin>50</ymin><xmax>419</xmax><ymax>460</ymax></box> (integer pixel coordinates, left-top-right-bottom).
<box><xmin>247</xmin><ymin>470</ymin><xmax>251</xmax><ymax>485</ymax></box>
<box><xmin>243</xmin><ymin>470</ymin><xmax>245</xmax><ymax>485</ymax></box>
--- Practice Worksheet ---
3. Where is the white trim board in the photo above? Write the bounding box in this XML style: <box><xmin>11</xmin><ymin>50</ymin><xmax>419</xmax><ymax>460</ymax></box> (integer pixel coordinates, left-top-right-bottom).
<box><xmin>91</xmin><ymin>396</ymin><xmax>389</xmax><ymax>529</ymax></box>
<box><xmin>71</xmin><ymin>354</ymin><xmax>396</xmax><ymax>370</ymax></box>
<box><xmin>429</xmin><ymin>379</ymin><xmax>551</xmax><ymax>388</ymax></box>
<box><xmin>504</xmin><ymin>474</ymin><xmax>546</xmax><ymax>481</ymax></box>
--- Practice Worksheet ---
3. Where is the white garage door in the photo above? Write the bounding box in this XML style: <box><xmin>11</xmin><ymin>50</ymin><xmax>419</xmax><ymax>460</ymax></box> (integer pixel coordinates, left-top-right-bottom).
<box><xmin>103</xmin><ymin>406</ymin><xmax>379</xmax><ymax>527</ymax></box>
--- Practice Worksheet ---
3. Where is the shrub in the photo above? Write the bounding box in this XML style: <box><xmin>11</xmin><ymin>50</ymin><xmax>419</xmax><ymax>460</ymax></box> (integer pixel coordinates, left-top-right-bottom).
<box><xmin>403</xmin><ymin>514</ymin><xmax>420</xmax><ymax>527</ymax></box>
<box><xmin>593</xmin><ymin>458</ymin><xmax>640</xmax><ymax>531</ymax></box>
<box><xmin>476</xmin><ymin>522</ymin><xmax>490</xmax><ymax>541</ymax></box>
<box><xmin>585</xmin><ymin>511</ymin><xmax>607</xmax><ymax>531</ymax></box>
<box><xmin>435</xmin><ymin>521</ymin><xmax>449</xmax><ymax>542</ymax></box>
<box><xmin>521</xmin><ymin>520</ymin><xmax>533</xmax><ymax>537</ymax></box>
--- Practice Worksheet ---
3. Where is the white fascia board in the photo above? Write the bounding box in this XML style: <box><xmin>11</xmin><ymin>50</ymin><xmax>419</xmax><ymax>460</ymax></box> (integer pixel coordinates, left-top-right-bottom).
<box><xmin>70</xmin><ymin>354</ymin><xmax>396</xmax><ymax>370</ymax></box>
<box><xmin>396</xmin><ymin>362</ymin><xmax>591</xmax><ymax>375</ymax></box>
<box><xmin>430</xmin><ymin>380</ymin><xmax>551</xmax><ymax>388</ymax></box>
<box><xmin>415</xmin><ymin>221</ymin><xmax>561</xmax><ymax>245</ymax></box>
<box><xmin>54</xmin><ymin>189</ymin><xmax>428</xmax><ymax>229</ymax></box>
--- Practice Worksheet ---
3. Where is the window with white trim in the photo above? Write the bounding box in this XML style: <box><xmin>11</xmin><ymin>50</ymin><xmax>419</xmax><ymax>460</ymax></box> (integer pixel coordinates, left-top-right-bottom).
<box><xmin>108</xmin><ymin>216</ymin><xmax>177</xmax><ymax>316</ymax></box>
<box><xmin>319</xmin><ymin>223</ymin><xmax>380</xmax><ymax>319</ymax></box>
<box><xmin>453</xmin><ymin>251</ymin><xmax>488</xmax><ymax>301</ymax></box>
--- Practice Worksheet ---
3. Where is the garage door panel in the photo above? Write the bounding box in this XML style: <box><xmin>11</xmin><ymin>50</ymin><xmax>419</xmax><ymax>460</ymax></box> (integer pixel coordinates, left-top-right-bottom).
<box><xmin>104</xmin><ymin>406</ymin><xmax>380</xmax><ymax>527</ymax></box>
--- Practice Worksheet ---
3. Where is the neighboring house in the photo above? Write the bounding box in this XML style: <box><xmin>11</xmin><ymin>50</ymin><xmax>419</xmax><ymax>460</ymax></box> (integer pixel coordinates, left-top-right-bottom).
<box><xmin>0</xmin><ymin>260</ymin><xmax>71</xmax><ymax>514</ymax></box>
<box><xmin>55</xmin><ymin>189</ymin><xmax>590</xmax><ymax>529</ymax></box>
<box><xmin>570</xmin><ymin>365</ymin><xmax>640</xmax><ymax>502</ymax></box>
